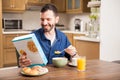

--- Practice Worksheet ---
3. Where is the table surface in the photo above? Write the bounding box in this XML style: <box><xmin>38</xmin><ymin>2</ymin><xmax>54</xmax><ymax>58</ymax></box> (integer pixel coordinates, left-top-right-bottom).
<box><xmin>0</xmin><ymin>60</ymin><xmax>120</xmax><ymax>80</ymax></box>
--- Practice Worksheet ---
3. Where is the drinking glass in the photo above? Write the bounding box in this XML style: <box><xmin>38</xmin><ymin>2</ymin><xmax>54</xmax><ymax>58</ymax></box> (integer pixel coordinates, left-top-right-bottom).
<box><xmin>77</xmin><ymin>56</ymin><xmax>86</xmax><ymax>71</ymax></box>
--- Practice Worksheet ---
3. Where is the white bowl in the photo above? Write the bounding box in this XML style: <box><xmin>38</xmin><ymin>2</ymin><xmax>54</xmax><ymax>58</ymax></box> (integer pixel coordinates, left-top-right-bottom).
<box><xmin>52</xmin><ymin>57</ymin><xmax>68</xmax><ymax>68</ymax></box>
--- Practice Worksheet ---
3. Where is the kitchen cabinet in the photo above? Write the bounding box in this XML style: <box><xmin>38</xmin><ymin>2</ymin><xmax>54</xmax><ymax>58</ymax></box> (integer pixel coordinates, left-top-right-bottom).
<box><xmin>2</xmin><ymin>0</ymin><xmax>27</xmax><ymax>13</ymax></box>
<box><xmin>3</xmin><ymin>49</ymin><xmax>17</xmax><ymax>66</ymax></box>
<box><xmin>0</xmin><ymin>0</ymin><xmax>3</xmax><ymax>68</ymax></box>
<box><xmin>74</xmin><ymin>40</ymin><xmax>99</xmax><ymax>60</ymax></box>
<box><xmin>27</xmin><ymin>0</ymin><xmax>51</xmax><ymax>6</ymax></box>
<box><xmin>3</xmin><ymin>33</ymin><xmax>27</xmax><ymax>67</ymax></box>
<box><xmin>64</xmin><ymin>33</ymin><xmax>73</xmax><ymax>44</ymax></box>
<box><xmin>64</xmin><ymin>32</ymin><xmax>85</xmax><ymax>45</ymax></box>
<box><xmin>66</xmin><ymin>0</ymin><xmax>90</xmax><ymax>13</ymax></box>
<box><xmin>72</xmin><ymin>33</ymin><xmax>85</xmax><ymax>46</ymax></box>
<box><xmin>51</xmin><ymin>0</ymin><xmax>66</xmax><ymax>12</ymax></box>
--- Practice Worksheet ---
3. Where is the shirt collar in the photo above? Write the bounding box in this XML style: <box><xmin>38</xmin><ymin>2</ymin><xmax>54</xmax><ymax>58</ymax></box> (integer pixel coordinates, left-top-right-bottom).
<box><xmin>41</xmin><ymin>28</ymin><xmax>60</xmax><ymax>41</ymax></box>
<box><xmin>40</xmin><ymin>28</ymin><xmax>48</xmax><ymax>40</ymax></box>
<box><xmin>55</xmin><ymin>28</ymin><xmax>61</xmax><ymax>40</ymax></box>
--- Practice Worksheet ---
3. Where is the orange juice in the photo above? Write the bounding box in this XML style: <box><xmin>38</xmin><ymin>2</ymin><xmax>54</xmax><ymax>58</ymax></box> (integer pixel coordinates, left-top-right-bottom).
<box><xmin>77</xmin><ymin>56</ymin><xmax>86</xmax><ymax>71</ymax></box>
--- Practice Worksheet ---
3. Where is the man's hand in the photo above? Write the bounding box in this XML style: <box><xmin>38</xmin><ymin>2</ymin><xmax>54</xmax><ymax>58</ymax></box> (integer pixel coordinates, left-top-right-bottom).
<box><xmin>65</xmin><ymin>45</ymin><xmax>77</xmax><ymax>56</ymax></box>
<box><xmin>19</xmin><ymin>55</ymin><xmax>32</xmax><ymax>67</ymax></box>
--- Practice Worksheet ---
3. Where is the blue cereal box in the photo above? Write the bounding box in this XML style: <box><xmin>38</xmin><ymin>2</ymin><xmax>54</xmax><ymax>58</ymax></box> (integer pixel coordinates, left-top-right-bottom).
<box><xmin>12</xmin><ymin>33</ymin><xmax>48</xmax><ymax>66</ymax></box>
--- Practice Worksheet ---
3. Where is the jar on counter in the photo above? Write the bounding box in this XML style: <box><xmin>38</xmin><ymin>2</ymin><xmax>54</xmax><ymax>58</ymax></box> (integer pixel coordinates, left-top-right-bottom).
<box><xmin>86</xmin><ymin>15</ymin><xmax>99</xmax><ymax>38</ymax></box>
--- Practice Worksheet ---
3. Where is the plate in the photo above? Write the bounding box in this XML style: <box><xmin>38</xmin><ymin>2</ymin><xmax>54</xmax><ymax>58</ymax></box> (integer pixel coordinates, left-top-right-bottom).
<box><xmin>20</xmin><ymin>68</ymin><xmax>48</xmax><ymax>77</ymax></box>
<box><xmin>68</xmin><ymin>62</ymin><xmax>77</xmax><ymax>67</ymax></box>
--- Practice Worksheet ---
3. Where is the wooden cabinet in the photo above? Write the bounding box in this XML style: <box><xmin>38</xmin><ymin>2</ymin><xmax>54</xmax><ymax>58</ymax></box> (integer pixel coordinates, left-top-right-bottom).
<box><xmin>27</xmin><ymin>0</ymin><xmax>51</xmax><ymax>6</ymax></box>
<box><xmin>72</xmin><ymin>33</ymin><xmax>85</xmax><ymax>46</ymax></box>
<box><xmin>66</xmin><ymin>0</ymin><xmax>90</xmax><ymax>13</ymax></box>
<box><xmin>64</xmin><ymin>33</ymin><xmax>73</xmax><ymax>44</ymax></box>
<box><xmin>64</xmin><ymin>32</ymin><xmax>85</xmax><ymax>45</ymax></box>
<box><xmin>74</xmin><ymin>40</ymin><xmax>99</xmax><ymax>60</ymax></box>
<box><xmin>0</xmin><ymin>0</ymin><xmax>3</xmax><ymax>68</ymax></box>
<box><xmin>64</xmin><ymin>31</ymin><xmax>99</xmax><ymax>60</ymax></box>
<box><xmin>51</xmin><ymin>0</ymin><xmax>66</xmax><ymax>12</ymax></box>
<box><xmin>3</xmin><ymin>49</ymin><xmax>17</xmax><ymax>66</ymax></box>
<box><xmin>2</xmin><ymin>0</ymin><xmax>27</xmax><ymax>12</ymax></box>
<box><xmin>3</xmin><ymin>33</ymin><xmax>27</xmax><ymax>67</ymax></box>
<box><xmin>3</xmin><ymin>34</ymin><xmax>18</xmax><ymax>48</ymax></box>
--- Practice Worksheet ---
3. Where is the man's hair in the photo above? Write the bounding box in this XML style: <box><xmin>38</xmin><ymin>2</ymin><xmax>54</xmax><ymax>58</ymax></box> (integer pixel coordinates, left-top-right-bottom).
<box><xmin>41</xmin><ymin>3</ymin><xmax>58</xmax><ymax>16</ymax></box>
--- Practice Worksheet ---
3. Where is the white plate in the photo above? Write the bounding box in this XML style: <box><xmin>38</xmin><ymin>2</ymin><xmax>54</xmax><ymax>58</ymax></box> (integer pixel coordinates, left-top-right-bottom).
<box><xmin>20</xmin><ymin>68</ymin><xmax>48</xmax><ymax>77</ymax></box>
<box><xmin>68</xmin><ymin>62</ymin><xmax>77</xmax><ymax>67</ymax></box>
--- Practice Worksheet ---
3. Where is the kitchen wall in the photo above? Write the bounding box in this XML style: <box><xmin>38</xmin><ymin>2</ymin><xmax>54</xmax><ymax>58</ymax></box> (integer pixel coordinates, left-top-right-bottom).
<box><xmin>3</xmin><ymin>11</ymin><xmax>89</xmax><ymax>31</ymax></box>
<box><xmin>67</xmin><ymin>13</ymin><xmax>90</xmax><ymax>31</ymax></box>
<box><xmin>3</xmin><ymin>11</ymin><xmax>69</xmax><ymax>30</ymax></box>
<box><xmin>100</xmin><ymin>0</ymin><xmax>120</xmax><ymax>61</ymax></box>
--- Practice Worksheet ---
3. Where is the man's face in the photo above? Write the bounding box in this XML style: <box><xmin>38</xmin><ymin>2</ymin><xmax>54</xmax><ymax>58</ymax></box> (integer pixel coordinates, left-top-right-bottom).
<box><xmin>40</xmin><ymin>10</ymin><xmax>59</xmax><ymax>32</ymax></box>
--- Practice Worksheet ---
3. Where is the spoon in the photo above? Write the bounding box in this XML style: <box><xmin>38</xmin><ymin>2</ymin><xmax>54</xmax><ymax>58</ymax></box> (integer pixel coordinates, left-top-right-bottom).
<box><xmin>54</xmin><ymin>49</ymin><xmax>65</xmax><ymax>54</ymax></box>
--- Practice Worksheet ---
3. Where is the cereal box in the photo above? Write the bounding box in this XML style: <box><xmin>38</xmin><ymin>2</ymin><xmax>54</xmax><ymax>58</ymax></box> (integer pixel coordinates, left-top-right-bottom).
<box><xmin>12</xmin><ymin>33</ymin><xmax>48</xmax><ymax>66</ymax></box>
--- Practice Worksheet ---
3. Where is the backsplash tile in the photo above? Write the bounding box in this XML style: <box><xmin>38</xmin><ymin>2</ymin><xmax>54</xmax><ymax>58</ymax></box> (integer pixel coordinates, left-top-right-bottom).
<box><xmin>3</xmin><ymin>11</ymin><xmax>89</xmax><ymax>31</ymax></box>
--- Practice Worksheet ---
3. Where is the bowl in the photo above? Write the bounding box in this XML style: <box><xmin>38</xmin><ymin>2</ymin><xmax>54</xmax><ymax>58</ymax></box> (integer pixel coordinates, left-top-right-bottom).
<box><xmin>52</xmin><ymin>57</ymin><xmax>68</xmax><ymax>68</ymax></box>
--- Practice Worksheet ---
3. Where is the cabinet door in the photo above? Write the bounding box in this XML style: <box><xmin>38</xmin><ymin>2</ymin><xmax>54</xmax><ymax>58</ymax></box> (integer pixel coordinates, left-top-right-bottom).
<box><xmin>66</xmin><ymin>0</ymin><xmax>90</xmax><ymax>13</ymax></box>
<box><xmin>3</xmin><ymin>34</ymin><xmax>27</xmax><ymax>48</ymax></box>
<box><xmin>66</xmin><ymin>0</ymin><xmax>72</xmax><ymax>10</ymax></box>
<box><xmin>75</xmin><ymin>40</ymin><xmax>99</xmax><ymax>60</ymax></box>
<box><xmin>51</xmin><ymin>0</ymin><xmax>66</xmax><ymax>12</ymax></box>
<box><xmin>3</xmin><ymin>34</ymin><xmax>28</xmax><ymax>67</ymax></box>
<box><xmin>2</xmin><ymin>0</ymin><xmax>27</xmax><ymax>12</ymax></box>
<box><xmin>74</xmin><ymin>0</ymin><xmax>80</xmax><ymax>9</ymax></box>
<box><xmin>12</xmin><ymin>0</ymin><xmax>26</xmax><ymax>11</ymax></box>
<box><xmin>2</xmin><ymin>0</ymin><xmax>12</xmax><ymax>10</ymax></box>
<box><xmin>3</xmin><ymin>34</ymin><xmax>18</xmax><ymax>48</ymax></box>
<box><xmin>0</xmin><ymin>0</ymin><xmax>3</xmax><ymax>68</ymax></box>
<box><xmin>3</xmin><ymin>49</ymin><xmax>17</xmax><ymax>66</ymax></box>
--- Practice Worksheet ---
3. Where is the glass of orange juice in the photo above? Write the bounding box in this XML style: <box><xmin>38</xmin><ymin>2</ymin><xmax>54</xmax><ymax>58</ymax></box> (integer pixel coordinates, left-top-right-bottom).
<box><xmin>77</xmin><ymin>56</ymin><xmax>86</xmax><ymax>71</ymax></box>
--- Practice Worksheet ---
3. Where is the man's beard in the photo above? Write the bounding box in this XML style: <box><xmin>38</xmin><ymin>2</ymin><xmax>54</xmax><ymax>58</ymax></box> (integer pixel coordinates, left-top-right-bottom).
<box><xmin>42</xmin><ymin>23</ymin><xmax>54</xmax><ymax>32</ymax></box>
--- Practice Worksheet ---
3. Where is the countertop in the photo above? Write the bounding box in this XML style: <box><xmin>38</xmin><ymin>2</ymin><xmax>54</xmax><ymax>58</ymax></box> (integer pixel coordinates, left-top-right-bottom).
<box><xmin>3</xmin><ymin>29</ymin><xmax>86</xmax><ymax>34</ymax></box>
<box><xmin>74</xmin><ymin>36</ymin><xmax>100</xmax><ymax>42</ymax></box>
<box><xmin>62</xmin><ymin>30</ymin><xmax>86</xmax><ymax>34</ymax></box>
<box><xmin>2</xmin><ymin>29</ymin><xmax>31</xmax><ymax>34</ymax></box>
<box><xmin>3</xmin><ymin>29</ymin><xmax>100</xmax><ymax>42</ymax></box>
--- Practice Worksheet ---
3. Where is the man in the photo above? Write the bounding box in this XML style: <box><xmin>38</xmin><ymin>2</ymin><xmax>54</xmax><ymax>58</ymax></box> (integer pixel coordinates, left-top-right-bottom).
<box><xmin>19</xmin><ymin>4</ymin><xmax>79</xmax><ymax>67</ymax></box>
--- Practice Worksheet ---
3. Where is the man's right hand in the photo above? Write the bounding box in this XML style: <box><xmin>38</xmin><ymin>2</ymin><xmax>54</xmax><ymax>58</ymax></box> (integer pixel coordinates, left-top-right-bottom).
<box><xmin>19</xmin><ymin>55</ymin><xmax>32</xmax><ymax>67</ymax></box>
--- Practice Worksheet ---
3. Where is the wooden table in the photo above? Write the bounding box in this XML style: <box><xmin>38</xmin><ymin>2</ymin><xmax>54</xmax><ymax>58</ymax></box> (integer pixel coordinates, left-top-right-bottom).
<box><xmin>0</xmin><ymin>60</ymin><xmax>120</xmax><ymax>80</ymax></box>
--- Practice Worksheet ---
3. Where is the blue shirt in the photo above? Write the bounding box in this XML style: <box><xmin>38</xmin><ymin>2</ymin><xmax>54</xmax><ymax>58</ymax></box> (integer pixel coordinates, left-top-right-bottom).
<box><xmin>32</xmin><ymin>28</ymin><xmax>71</xmax><ymax>64</ymax></box>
